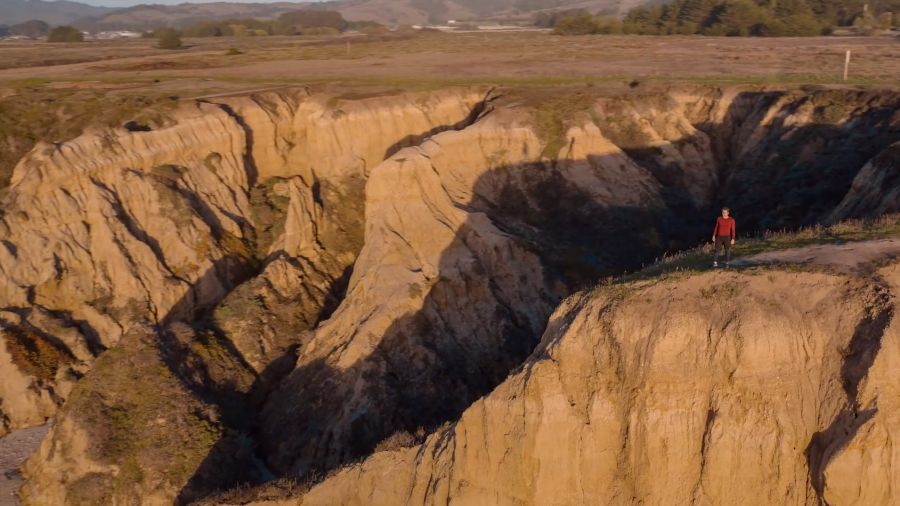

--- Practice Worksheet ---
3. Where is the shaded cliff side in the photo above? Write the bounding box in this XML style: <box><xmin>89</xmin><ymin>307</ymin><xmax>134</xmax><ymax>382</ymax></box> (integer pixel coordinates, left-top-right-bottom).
<box><xmin>288</xmin><ymin>259</ymin><xmax>900</xmax><ymax>506</ymax></box>
<box><xmin>259</xmin><ymin>87</ymin><xmax>900</xmax><ymax>480</ymax></box>
<box><xmin>4</xmin><ymin>85</ymin><xmax>899</xmax><ymax>505</ymax></box>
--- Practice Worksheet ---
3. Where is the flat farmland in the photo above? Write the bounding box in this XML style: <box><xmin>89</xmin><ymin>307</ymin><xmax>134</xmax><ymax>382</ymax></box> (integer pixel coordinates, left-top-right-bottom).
<box><xmin>0</xmin><ymin>30</ymin><xmax>896</xmax><ymax>188</ymax></box>
<box><xmin>1</xmin><ymin>31</ymin><xmax>898</xmax><ymax>90</ymax></box>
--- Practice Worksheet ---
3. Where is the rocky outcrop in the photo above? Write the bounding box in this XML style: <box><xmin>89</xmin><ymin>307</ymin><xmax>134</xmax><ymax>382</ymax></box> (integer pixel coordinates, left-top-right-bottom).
<box><xmin>2</xmin><ymin>88</ymin><xmax>487</xmax><ymax>504</ymax></box>
<box><xmin>289</xmin><ymin>262</ymin><xmax>899</xmax><ymax>505</ymax></box>
<box><xmin>0</xmin><ymin>101</ymin><xmax>254</xmax><ymax>437</ymax></box>
<box><xmin>258</xmin><ymin>87</ymin><xmax>900</xmax><ymax>479</ymax></box>
<box><xmin>592</xmin><ymin>87</ymin><xmax>900</xmax><ymax>229</ymax></box>
<box><xmin>6</xmin><ymin>85</ymin><xmax>900</xmax><ymax>505</ymax></box>
<box><xmin>20</xmin><ymin>325</ymin><xmax>256</xmax><ymax>506</ymax></box>
<box><xmin>0</xmin><ymin>88</ymin><xmax>487</xmax><ymax>441</ymax></box>
<box><xmin>258</xmin><ymin>105</ymin><xmax>686</xmax><ymax>477</ymax></box>
<box><xmin>206</xmin><ymin>89</ymin><xmax>491</xmax><ymax>376</ymax></box>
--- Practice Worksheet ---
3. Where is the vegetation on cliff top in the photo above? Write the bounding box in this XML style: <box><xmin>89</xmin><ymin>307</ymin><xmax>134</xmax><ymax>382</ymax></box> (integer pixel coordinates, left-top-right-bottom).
<box><xmin>0</xmin><ymin>85</ymin><xmax>178</xmax><ymax>190</ymax></box>
<box><xmin>627</xmin><ymin>213</ymin><xmax>900</xmax><ymax>281</ymax></box>
<box><xmin>63</xmin><ymin>330</ymin><xmax>225</xmax><ymax>504</ymax></box>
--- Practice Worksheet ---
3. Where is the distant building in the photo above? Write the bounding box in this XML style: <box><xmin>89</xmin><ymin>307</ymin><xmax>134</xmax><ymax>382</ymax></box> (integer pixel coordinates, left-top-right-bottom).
<box><xmin>94</xmin><ymin>31</ymin><xmax>142</xmax><ymax>40</ymax></box>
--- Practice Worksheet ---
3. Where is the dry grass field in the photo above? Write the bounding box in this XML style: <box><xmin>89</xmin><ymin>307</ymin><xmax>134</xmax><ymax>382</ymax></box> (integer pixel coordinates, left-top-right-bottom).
<box><xmin>2</xmin><ymin>31</ymin><xmax>899</xmax><ymax>88</ymax></box>
<box><xmin>0</xmin><ymin>30</ymin><xmax>897</xmax><ymax>187</ymax></box>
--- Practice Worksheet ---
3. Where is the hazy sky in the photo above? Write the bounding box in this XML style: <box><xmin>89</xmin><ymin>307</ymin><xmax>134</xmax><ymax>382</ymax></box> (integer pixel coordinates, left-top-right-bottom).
<box><xmin>73</xmin><ymin>0</ymin><xmax>324</xmax><ymax>6</ymax></box>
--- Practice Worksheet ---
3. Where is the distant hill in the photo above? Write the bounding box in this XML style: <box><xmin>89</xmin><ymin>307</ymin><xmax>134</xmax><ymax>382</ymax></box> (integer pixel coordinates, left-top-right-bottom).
<box><xmin>77</xmin><ymin>2</ymin><xmax>328</xmax><ymax>31</ymax></box>
<box><xmin>1</xmin><ymin>0</ymin><xmax>647</xmax><ymax>32</ymax></box>
<box><xmin>338</xmin><ymin>0</ymin><xmax>643</xmax><ymax>25</ymax></box>
<box><xmin>0</xmin><ymin>0</ymin><xmax>113</xmax><ymax>26</ymax></box>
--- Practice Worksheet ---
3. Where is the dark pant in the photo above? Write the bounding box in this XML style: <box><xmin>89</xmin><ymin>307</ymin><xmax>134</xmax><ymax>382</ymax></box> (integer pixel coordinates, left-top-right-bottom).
<box><xmin>714</xmin><ymin>236</ymin><xmax>733</xmax><ymax>263</ymax></box>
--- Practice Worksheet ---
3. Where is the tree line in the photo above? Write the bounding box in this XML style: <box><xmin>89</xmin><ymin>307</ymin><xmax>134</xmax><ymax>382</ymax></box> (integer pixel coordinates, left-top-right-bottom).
<box><xmin>0</xmin><ymin>21</ymin><xmax>86</xmax><ymax>42</ymax></box>
<box><xmin>1</xmin><ymin>10</ymin><xmax>382</xmax><ymax>49</ymax></box>
<box><xmin>180</xmin><ymin>10</ymin><xmax>386</xmax><ymax>38</ymax></box>
<box><xmin>545</xmin><ymin>0</ymin><xmax>897</xmax><ymax>36</ymax></box>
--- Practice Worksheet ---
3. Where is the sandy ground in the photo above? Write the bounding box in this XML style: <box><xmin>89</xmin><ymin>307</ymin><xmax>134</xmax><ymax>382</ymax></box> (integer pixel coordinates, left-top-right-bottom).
<box><xmin>0</xmin><ymin>424</ymin><xmax>50</xmax><ymax>506</ymax></box>
<box><xmin>733</xmin><ymin>238</ymin><xmax>900</xmax><ymax>271</ymax></box>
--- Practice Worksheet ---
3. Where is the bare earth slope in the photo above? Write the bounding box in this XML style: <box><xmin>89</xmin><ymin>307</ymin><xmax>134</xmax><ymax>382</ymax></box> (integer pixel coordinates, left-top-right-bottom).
<box><xmin>291</xmin><ymin>254</ymin><xmax>900</xmax><ymax>506</ymax></box>
<box><xmin>1</xmin><ymin>88</ymin><xmax>488</xmax><ymax>503</ymax></box>
<box><xmin>259</xmin><ymin>86</ymin><xmax>900</xmax><ymax>480</ymax></box>
<box><xmin>2</xmin><ymin>85</ymin><xmax>899</xmax><ymax>505</ymax></box>
<box><xmin>733</xmin><ymin>237</ymin><xmax>900</xmax><ymax>272</ymax></box>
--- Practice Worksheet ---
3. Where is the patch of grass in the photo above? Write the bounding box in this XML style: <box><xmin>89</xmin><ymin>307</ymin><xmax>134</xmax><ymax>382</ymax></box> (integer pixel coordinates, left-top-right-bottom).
<box><xmin>219</xmin><ymin>230</ymin><xmax>255</xmax><ymax>264</ymax></box>
<box><xmin>150</xmin><ymin>163</ymin><xmax>187</xmax><ymax>182</ymax></box>
<box><xmin>148</xmin><ymin>168</ymin><xmax>196</xmax><ymax>229</ymax></box>
<box><xmin>248</xmin><ymin>177</ymin><xmax>292</xmax><ymax>258</ymax></box>
<box><xmin>65</xmin><ymin>473</ymin><xmax>115</xmax><ymax>506</ymax></box>
<box><xmin>192</xmin><ymin>478</ymin><xmax>310</xmax><ymax>506</ymax></box>
<box><xmin>373</xmin><ymin>428</ymin><xmax>424</xmax><ymax>453</ymax></box>
<box><xmin>0</xmin><ymin>86</ymin><xmax>178</xmax><ymax>189</ymax></box>
<box><xmin>626</xmin><ymin>213</ymin><xmax>900</xmax><ymax>281</ymax></box>
<box><xmin>66</xmin><ymin>330</ymin><xmax>224</xmax><ymax>500</ymax></box>
<box><xmin>513</xmin><ymin>90</ymin><xmax>600</xmax><ymax>159</ymax></box>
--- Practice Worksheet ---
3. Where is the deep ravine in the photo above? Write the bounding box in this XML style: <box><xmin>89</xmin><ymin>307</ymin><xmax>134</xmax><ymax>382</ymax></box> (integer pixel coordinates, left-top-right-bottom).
<box><xmin>0</xmin><ymin>85</ymin><xmax>897</xmax><ymax>505</ymax></box>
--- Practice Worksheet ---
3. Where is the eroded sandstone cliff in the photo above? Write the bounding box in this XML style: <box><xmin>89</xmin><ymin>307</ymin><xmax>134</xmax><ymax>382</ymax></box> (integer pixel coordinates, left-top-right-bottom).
<box><xmin>3</xmin><ymin>85</ymin><xmax>898</xmax><ymax>505</ymax></box>
<box><xmin>290</xmin><ymin>262</ymin><xmax>899</xmax><ymax>506</ymax></box>
<box><xmin>259</xmin><ymin>86</ymin><xmax>900</xmax><ymax>480</ymax></box>
<box><xmin>2</xmin><ymin>88</ymin><xmax>488</xmax><ymax>503</ymax></box>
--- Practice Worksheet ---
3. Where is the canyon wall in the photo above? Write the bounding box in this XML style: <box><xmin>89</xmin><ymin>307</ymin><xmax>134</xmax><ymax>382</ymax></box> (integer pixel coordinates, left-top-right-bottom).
<box><xmin>1</xmin><ymin>88</ymin><xmax>487</xmax><ymax>503</ymax></box>
<box><xmin>293</xmin><ymin>262</ymin><xmax>899</xmax><ymax>506</ymax></box>
<box><xmin>3</xmin><ymin>85</ymin><xmax>898</xmax><ymax>505</ymax></box>
<box><xmin>259</xmin><ymin>86</ymin><xmax>900</xmax><ymax>479</ymax></box>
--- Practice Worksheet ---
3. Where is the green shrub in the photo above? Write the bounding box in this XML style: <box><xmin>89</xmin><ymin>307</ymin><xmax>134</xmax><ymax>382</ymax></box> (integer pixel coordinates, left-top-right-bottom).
<box><xmin>154</xmin><ymin>28</ymin><xmax>183</xmax><ymax>50</ymax></box>
<box><xmin>273</xmin><ymin>9</ymin><xmax>347</xmax><ymax>35</ymax></box>
<box><xmin>553</xmin><ymin>13</ymin><xmax>599</xmax><ymax>35</ymax></box>
<box><xmin>594</xmin><ymin>16</ymin><xmax>624</xmax><ymax>34</ymax></box>
<box><xmin>613</xmin><ymin>0</ymin><xmax>885</xmax><ymax>36</ymax></box>
<box><xmin>47</xmin><ymin>26</ymin><xmax>84</xmax><ymax>42</ymax></box>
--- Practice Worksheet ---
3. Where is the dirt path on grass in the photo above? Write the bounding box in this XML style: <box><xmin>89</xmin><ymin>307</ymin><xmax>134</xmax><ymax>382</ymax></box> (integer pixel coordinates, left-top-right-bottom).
<box><xmin>732</xmin><ymin>237</ymin><xmax>900</xmax><ymax>272</ymax></box>
<box><xmin>0</xmin><ymin>424</ymin><xmax>50</xmax><ymax>506</ymax></box>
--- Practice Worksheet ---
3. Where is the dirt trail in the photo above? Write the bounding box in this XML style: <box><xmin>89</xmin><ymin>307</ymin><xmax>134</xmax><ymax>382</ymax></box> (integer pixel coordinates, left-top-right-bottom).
<box><xmin>732</xmin><ymin>238</ymin><xmax>900</xmax><ymax>271</ymax></box>
<box><xmin>0</xmin><ymin>424</ymin><xmax>49</xmax><ymax>506</ymax></box>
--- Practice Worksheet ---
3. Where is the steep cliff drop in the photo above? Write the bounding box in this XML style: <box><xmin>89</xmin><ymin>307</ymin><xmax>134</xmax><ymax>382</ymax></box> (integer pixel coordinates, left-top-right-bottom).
<box><xmin>258</xmin><ymin>87</ymin><xmax>900</xmax><ymax>482</ymax></box>
<box><xmin>1</xmin><ymin>88</ymin><xmax>490</xmax><ymax>504</ymax></box>
<box><xmin>1</xmin><ymin>85</ymin><xmax>898</xmax><ymax>505</ymax></box>
<box><xmin>292</xmin><ymin>256</ymin><xmax>900</xmax><ymax>506</ymax></box>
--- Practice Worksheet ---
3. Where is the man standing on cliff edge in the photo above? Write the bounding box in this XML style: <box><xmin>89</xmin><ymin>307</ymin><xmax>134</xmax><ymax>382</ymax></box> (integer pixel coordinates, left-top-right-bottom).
<box><xmin>712</xmin><ymin>207</ymin><xmax>736</xmax><ymax>268</ymax></box>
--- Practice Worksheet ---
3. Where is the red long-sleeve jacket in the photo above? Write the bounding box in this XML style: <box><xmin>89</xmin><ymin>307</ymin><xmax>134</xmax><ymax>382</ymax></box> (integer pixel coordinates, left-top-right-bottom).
<box><xmin>713</xmin><ymin>217</ymin><xmax>736</xmax><ymax>239</ymax></box>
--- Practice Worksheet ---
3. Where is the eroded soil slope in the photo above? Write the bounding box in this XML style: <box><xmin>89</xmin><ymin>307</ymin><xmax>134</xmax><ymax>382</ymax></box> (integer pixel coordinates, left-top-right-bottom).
<box><xmin>293</xmin><ymin>259</ymin><xmax>900</xmax><ymax>506</ymax></box>
<box><xmin>260</xmin><ymin>86</ymin><xmax>900</xmax><ymax>479</ymax></box>
<box><xmin>1</xmin><ymin>85</ymin><xmax>898</xmax><ymax>505</ymax></box>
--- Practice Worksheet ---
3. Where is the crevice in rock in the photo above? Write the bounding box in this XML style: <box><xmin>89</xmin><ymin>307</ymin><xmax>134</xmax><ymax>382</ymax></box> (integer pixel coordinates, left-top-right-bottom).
<box><xmin>804</xmin><ymin>278</ymin><xmax>893</xmax><ymax>505</ymax></box>
<box><xmin>383</xmin><ymin>87</ymin><xmax>499</xmax><ymax>159</ymax></box>
<box><xmin>200</xmin><ymin>100</ymin><xmax>259</xmax><ymax>188</ymax></box>
<box><xmin>90</xmin><ymin>177</ymin><xmax>191</xmax><ymax>287</ymax></box>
